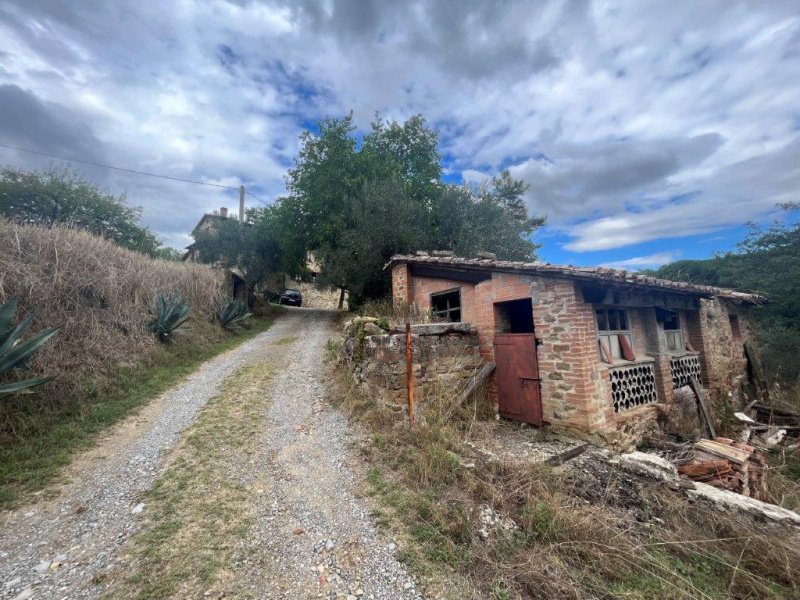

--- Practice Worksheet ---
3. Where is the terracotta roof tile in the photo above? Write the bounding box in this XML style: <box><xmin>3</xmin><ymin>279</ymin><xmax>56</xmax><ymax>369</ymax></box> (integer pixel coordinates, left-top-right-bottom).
<box><xmin>385</xmin><ymin>254</ymin><xmax>766</xmax><ymax>304</ymax></box>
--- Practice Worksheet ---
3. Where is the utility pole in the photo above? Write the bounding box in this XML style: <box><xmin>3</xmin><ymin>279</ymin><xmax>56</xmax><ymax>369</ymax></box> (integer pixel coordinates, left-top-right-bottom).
<box><xmin>239</xmin><ymin>185</ymin><xmax>245</xmax><ymax>222</ymax></box>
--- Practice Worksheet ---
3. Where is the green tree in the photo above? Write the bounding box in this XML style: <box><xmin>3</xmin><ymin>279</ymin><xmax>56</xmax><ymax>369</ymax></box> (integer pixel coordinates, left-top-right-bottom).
<box><xmin>655</xmin><ymin>204</ymin><xmax>800</xmax><ymax>385</ymax></box>
<box><xmin>276</xmin><ymin>113</ymin><xmax>544</xmax><ymax>306</ymax></box>
<box><xmin>192</xmin><ymin>208</ymin><xmax>283</xmax><ymax>288</ymax></box>
<box><xmin>0</xmin><ymin>165</ymin><xmax>164</xmax><ymax>256</ymax></box>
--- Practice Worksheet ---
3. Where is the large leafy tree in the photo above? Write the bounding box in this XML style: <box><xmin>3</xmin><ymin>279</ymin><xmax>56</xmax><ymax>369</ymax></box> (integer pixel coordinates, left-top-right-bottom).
<box><xmin>654</xmin><ymin>204</ymin><xmax>800</xmax><ymax>385</ymax></box>
<box><xmin>192</xmin><ymin>208</ymin><xmax>284</xmax><ymax>288</ymax></box>
<box><xmin>0</xmin><ymin>165</ymin><xmax>163</xmax><ymax>256</ymax></box>
<box><xmin>273</xmin><ymin>113</ymin><xmax>544</xmax><ymax>305</ymax></box>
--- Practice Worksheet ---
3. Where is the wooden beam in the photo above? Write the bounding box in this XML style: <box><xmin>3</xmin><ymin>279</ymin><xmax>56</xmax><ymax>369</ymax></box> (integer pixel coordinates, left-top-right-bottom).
<box><xmin>406</xmin><ymin>323</ymin><xmax>416</xmax><ymax>426</ymax></box>
<box><xmin>446</xmin><ymin>363</ymin><xmax>495</xmax><ymax>421</ymax></box>
<box><xmin>689</xmin><ymin>377</ymin><xmax>716</xmax><ymax>439</ymax></box>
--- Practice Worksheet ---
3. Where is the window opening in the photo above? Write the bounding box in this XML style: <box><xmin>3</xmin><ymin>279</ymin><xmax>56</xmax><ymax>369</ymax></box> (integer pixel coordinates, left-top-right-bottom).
<box><xmin>494</xmin><ymin>298</ymin><xmax>534</xmax><ymax>333</ymax></box>
<box><xmin>431</xmin><ymin>289</ymin><xmax>461</xmax><ymax>322</ymax></box>
<box><xmin>595</xmin><ymin>307</ymin><xmax>634</xmax><ymax>362</ymax></box>
<box><xmin>657</xmin><ymin>308</ymin><xmax>685</xmax><ymax>353</ymax></box>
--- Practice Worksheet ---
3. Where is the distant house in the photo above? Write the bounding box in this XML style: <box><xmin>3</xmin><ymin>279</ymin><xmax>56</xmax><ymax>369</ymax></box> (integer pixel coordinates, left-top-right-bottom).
<box><xmin>388</xmin><ymin>251</ymin><xmax>764</xmax><ymax>442</ymax></box>
<box><xmin>183</xmin><ymin>206</ymin><xmax>249</xmax><ymax>301</ymax></box>
<box><xmin>183</xmin><ymin>206</ymin><xmax>346</xmax><ymax>309</ymax></box>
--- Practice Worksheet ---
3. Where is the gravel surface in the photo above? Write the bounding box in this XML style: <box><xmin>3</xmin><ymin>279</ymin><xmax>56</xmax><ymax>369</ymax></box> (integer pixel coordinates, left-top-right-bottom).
<box><xmin>231</xmin><ymin>311</ymin><xmax>423</xmax><ymax>600</ymax></box>
<box><xmin>0</xmin><ymin>309</ymin><xmax>424</xmax><ymax>600</ymax></box>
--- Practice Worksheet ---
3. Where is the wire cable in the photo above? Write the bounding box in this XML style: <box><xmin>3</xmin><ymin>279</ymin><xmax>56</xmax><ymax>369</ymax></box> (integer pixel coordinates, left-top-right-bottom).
<box><xmin>246</xmin><ymin>190</ymin><xmax>269</xmax><ymax>205</ymax></box>
<box><xmin>0</xmin><ymin>142</ymin><xmax>242</xmax><ymax>191</ymax></box>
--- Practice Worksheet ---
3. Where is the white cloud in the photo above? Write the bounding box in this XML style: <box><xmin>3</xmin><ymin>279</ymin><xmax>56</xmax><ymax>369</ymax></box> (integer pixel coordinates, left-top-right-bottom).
<box><xmin>0</xmin><ymin>0</ymin><xmax>797</xmax><ymax>252</ymax></box>
<box><xmin>600</xmin><ymin>252</ymin><xmax>682</xmax><ymax>271</ymax></box>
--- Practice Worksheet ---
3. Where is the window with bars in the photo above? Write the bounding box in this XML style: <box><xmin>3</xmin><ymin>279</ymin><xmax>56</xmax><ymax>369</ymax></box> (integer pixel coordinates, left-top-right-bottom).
<box><xmin>595</xmin><ymin>307</ymin><xmax>634</xmax><ymax>362</ymax></box>
<box><xmin>430</xmin><ymin>289</ymin><xmax>461</xmax><ymax>322</ymax></box>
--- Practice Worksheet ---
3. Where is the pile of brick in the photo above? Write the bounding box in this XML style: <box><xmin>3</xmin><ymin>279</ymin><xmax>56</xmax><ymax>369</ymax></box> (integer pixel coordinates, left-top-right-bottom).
<box><xmin>677</xmin><ymin>438</ymin><xmax>767</xmax><ymax>500</ymax></box>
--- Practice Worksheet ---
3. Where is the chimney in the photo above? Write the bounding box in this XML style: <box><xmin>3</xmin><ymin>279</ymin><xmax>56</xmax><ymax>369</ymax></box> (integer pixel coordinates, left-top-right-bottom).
<box><xmin>220</xmin><ymin>207</ymin><xmax>228</xmax><ymax>218</ymax></box>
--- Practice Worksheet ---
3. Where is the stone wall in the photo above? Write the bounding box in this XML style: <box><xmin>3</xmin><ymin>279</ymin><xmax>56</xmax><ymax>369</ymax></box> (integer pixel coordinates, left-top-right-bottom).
<box><xmin>285</xmin><ymin>279</ymin><xmax>347</xmax><ymax>310</ymax></box>
<box><xmin>340</xmin><ymin>318</ymin><xmax>483</xmax><ymax>406</ymax></box>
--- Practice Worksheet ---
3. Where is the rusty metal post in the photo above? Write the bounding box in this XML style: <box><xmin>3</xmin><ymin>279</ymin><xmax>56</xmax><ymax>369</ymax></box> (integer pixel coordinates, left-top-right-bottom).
<box><xmin>406</xmin><ymin>322</ymin><xmax>416</xmax><ymax>425</ymax></box>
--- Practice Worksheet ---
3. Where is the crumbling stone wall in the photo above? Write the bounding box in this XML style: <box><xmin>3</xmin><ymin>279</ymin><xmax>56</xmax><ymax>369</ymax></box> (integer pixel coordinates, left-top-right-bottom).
<box><xmin>341</xmin><ymin>318</ymin><xmax>483</xmax><ymax>406</ymax></box>
<box><xmin>688</xmin><ymin>298</ymin><xmax>755</xmax><ymax>402</ymax></box>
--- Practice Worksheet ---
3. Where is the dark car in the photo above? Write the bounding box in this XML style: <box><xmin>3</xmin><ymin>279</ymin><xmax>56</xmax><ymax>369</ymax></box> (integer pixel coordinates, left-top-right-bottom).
<box><xmin>279</xmin><ymin>288</ymin><xmax>303</xmax><ymax>307</ymax></box>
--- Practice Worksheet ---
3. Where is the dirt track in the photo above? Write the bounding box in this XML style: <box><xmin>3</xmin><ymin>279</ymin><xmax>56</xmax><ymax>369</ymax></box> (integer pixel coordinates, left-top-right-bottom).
<box><xmin>0</xmin><ymin>308</ymin><xmax>422</xmax><ymax>600</ymax></box>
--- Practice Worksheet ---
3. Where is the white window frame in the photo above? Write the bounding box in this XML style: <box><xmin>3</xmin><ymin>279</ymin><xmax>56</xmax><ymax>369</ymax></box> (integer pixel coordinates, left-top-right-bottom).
<box><xmin>595</xmin><ymin>306</ymin><xmax>633</xmax><ymax>362</ymax></box>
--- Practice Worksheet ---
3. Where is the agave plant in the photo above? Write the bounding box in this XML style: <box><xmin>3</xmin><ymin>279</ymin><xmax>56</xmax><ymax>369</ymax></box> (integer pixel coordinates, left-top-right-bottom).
<box><xmin>148</xmin><ymin>292</ymin><xmax>190</xmax><ymax>343</ymax></box>
<box><xmin>219</xmin><ymin>297</ymin><xmax>252</xmax><ymax>330</ymax></box>
<box><xmin>0</xmin><ymin>297</ymin><xmax>60</xmax><ymax>396</ymax></box>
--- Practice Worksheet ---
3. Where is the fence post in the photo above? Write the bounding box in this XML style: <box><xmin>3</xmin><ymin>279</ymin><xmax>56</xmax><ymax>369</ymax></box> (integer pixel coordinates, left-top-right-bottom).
<box><xmin>406</xmin><ymin>322</ymin><xmax>416</xmax><ymax>425</ymax></box>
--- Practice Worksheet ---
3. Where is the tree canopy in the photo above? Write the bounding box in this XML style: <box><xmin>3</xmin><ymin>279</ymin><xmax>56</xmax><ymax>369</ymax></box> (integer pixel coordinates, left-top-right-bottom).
<box><xmin>654</xmin><ymin>204</ymin><xmax>800</xmax><ymax>384</ymax></box>
<box><xmin>268</xmin><ymin>113</ymin><xmax>544</xmax><ymax>305</ymax></box>
<box><xmin>0</xmin><ymin>165</ymin><xmax>168</xmax><ymax>257</ymax></box>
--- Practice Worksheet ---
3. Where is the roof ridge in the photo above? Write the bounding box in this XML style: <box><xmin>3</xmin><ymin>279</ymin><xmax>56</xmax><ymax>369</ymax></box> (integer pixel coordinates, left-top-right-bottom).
<box><xmin>385</xmin><ymin>253</ymin><xmax>766</xmax><ymax>304</ymax></box>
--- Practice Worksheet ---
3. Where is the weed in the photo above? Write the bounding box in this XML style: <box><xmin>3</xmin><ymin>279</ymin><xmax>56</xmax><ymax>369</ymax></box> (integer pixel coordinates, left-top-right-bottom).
<box><xmin>0</xmin><ymin>317</ymin><xmax>276</xmax><ymax>509</ymax></box>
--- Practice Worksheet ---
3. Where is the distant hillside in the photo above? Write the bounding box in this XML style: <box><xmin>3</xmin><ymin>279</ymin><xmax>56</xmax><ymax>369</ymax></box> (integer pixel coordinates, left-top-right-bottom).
<box><xmin>653</xmin><ymin>211</ymin><xmax>800</xmax><ymax>389</ymax></box>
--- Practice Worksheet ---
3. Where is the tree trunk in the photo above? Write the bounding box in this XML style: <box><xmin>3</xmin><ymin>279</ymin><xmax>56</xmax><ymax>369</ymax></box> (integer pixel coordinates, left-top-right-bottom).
<box><xmin>337</xmin><ymin>287</ymin><xmax>346</xmax><ymax>310</ymax></box>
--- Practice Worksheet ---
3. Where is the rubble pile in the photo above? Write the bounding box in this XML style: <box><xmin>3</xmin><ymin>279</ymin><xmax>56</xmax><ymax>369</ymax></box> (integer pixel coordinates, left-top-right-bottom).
<box><xmin>678</xmin><ymin>438</ymin><xmax>767</xmax><ymax>500</ymax></box>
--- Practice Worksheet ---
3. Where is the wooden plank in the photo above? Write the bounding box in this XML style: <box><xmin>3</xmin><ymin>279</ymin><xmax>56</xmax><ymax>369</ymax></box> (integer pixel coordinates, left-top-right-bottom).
<box><xmin>545</xmin><ymin>444</ymin><xmax>588</xmax><ymax>466</ymax></box>
<box><xmin>689</xmin><ymin>377</ymin><xmax>716</xmax><ymax>439</ymax></box>
<box><xmin>446</xmin><ymin>363</ymin><xmax>495</xmax><ymax>421</ymax></box>
<box><xmin>694</xmin><ymin>440</ymin><xmax>751</xmax><ymax>465</ymax></box>
<box><xmin>618</xmin><ymin>334</ymin><xmax>636</xmax><ymax>361</ymax></box>
<box><xmin>744</xmin><ymin>343</ymin><xmax>769</xmax><ymax>402</ymax></box>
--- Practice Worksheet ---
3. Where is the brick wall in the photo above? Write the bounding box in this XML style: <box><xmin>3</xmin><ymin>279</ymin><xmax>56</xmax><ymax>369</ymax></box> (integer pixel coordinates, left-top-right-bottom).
<box><xmin>390</xmin><ymin>263</ymin><xmax>756</xmax><ymax>443</ymax></box>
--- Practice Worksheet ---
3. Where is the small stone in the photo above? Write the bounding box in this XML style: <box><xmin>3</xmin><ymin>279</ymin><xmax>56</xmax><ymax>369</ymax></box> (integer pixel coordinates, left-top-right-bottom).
<box><xmin>404</xmin><ymin>581</ymin><xmax>413</xmax><ymax>589</ymax></box>
<box><xmin>324</xmin><ymin>539</ymin><xmax>335</xmax><ymax>552</ymax></box>
<box><xmin>34</xmin><ymin>559</ymin><xmax>50</xmax><ymax>573</ymax></box>
<box><xmin>293</xmin><ymin>527</ymin><xmax>305</xmax><ymax>535</ymax></box>
<box><xmin>13</xmin><ymin>589</ymin><xmax>34</xmax><ymax>600</ymax></box>
<box><xmin>131</xmin><ymin>503</ymin><xmax>145</xmax><ymax>515</ymax></box>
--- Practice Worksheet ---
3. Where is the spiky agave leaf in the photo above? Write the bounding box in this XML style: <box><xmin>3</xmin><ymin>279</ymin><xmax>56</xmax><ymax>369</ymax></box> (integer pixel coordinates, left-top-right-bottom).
<box><xmin>0</xmin><ymin>326</ymin><xmax>61</xmax><ymax>374</ymax></box>
<box><xmin>219</xmin><ymin>297</ymin><xmax>251</xmax><ymax>330</ymax></box>
<box><xmin>149</xmin><ymin>293</ymin><xmax>191</xmax><ymax>342</ymax></box>
<box><xmin>0</xmin><ymin>297</ymin><xmax>60</xmax><ymax>396</ymax></box>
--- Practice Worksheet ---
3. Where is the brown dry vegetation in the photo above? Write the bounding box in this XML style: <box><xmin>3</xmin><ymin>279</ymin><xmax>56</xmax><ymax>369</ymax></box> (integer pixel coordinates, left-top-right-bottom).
<box><xmin>329</xmin><ymin>358</ymin><xmax>800</xmax><ymax>599</ymax></box>
<box><xmin>0</xmin><ymin>219</ymin><xmax>275</xmax><ymax>506</ymax></box>
<box><xmin>0</xmin><ymin>218</ymin><xmax>224</xmax><ymax>405</ymax></box>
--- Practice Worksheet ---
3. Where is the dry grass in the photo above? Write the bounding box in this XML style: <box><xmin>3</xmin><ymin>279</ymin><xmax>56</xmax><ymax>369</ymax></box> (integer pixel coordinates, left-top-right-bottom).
<box><xmin>0</xmin><ymin>219</ymin><xmax>277</xmax><ymax>507</ymax></box>
<box><xmin>330</xmin><ymin>361</ymin><xmax>800</xmax><ymax>599</ymax></box>
<box><xmin>0</xmin><ymin>218</ymin><xmax>224</xmax><ymax>412</ymax></box>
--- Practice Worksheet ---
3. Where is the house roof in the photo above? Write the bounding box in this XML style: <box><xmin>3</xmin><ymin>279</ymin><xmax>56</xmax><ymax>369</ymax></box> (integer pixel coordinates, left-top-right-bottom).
<box><xmin>190</xmin><ymin>213</ymin><xmax>227</xmax><ymax>237</ymax></box>
<box><xmin>386</xmin><ymin>253</ymin><xmax>766</xmax><ymax>304</ymax></box>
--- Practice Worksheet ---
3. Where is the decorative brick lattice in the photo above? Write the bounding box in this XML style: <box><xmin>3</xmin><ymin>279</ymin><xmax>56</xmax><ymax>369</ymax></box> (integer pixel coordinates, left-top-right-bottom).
<box><xmin>609</xmin><ymin>363</ymin><xmax>658</xmax><ymax>413</ymax></box>
<box><xmin>670</xmin><ymin>354</ymin><xmax>702</xmax><ymax>389</ymax></box>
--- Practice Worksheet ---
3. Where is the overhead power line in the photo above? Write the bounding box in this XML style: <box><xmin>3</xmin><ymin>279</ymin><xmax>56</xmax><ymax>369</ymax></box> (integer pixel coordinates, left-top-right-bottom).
<box><xmin>0</xmin><ymin>142</ymin><xmax>268</xmax><ymax>202</ymax></box>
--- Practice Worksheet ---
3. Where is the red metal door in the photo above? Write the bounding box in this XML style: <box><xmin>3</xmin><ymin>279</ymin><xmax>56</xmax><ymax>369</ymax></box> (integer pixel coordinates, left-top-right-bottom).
<box><xmin>494</xmin><ymin>333</ymin><xmax>542</xmax><ymax>425</ymax></box>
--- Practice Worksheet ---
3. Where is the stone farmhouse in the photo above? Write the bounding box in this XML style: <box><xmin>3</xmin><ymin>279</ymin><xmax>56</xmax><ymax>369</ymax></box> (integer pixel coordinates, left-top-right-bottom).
<box><xmin>183</xmin><ymin>206</ymin><xmax>345</xmax><ymax>309</ymax></box>
<box><xmin>387</xmin><ymin>251</ymin><xmax>764</xmax><ymax>443</ymax></box>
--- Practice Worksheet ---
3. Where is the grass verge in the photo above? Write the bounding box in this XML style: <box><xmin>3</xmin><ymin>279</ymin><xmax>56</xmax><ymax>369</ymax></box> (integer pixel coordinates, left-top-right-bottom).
<box><xmin>330</xmin><ymin>365</ymin><xmax>800</xmax><ymax>599</ymax></box>
<box><xmin>0</xmin><ymin>317</ymin><xmax>276</xmax><ymax>509</ymax></box>
<box><xmin>103</xmin><ymin>362</ymin><xmax>273</xmax><ymax>599</ymax></box>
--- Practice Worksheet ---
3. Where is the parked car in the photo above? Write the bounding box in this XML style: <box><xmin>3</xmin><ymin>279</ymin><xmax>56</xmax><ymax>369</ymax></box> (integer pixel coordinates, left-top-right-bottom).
<box><xmin>279</xmin><ymin>288</ymin><xmax>303</xmax><ymax>307</ymax></box>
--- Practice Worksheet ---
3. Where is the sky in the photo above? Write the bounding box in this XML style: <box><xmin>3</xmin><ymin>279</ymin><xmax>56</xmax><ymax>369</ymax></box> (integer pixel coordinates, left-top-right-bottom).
<box><xmin>0</xmin><ymin>0</ymin><xmax>798</xmax><ymax>269</ymax></box>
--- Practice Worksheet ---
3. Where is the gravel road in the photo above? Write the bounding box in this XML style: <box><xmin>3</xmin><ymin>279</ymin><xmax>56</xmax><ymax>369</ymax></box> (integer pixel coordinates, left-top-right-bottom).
<box><xmin>0</xmin><ymin>308</ymin><xmax>423</xmax><ymax>600</ymax></box>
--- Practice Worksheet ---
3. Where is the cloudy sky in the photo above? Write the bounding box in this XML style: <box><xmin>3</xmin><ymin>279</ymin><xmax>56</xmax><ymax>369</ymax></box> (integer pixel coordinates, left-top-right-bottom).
<box><xmin>1</xmin><ymin>0</ymin><xmax>798</xmax><ymax>268</ymax></box>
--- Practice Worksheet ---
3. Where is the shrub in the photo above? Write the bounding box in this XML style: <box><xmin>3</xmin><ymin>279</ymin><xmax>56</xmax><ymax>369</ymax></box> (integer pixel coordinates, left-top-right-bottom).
<box><xmin>219</xmin><ymin>297</ymin><xmax>251</xmax><ymax>330</ymax></box>
<box><xmin>0</xmin><ymin>297</ymin><xmax>60</xmax><ymax>395</ymax></box>
<box><xmin>148</xmin><ymin>293</ymin><xmax>190</xmax><ymax>343</ymax></box>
